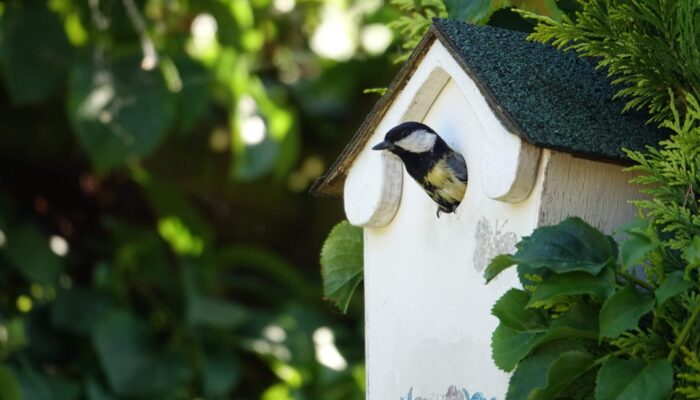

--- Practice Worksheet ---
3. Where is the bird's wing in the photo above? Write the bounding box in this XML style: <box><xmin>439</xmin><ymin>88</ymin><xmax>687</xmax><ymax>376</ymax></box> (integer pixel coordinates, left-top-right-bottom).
<box><xmin>446</xmin><ymin>151</ymin><xmax>468</xmax><ymax>183</ymax></box>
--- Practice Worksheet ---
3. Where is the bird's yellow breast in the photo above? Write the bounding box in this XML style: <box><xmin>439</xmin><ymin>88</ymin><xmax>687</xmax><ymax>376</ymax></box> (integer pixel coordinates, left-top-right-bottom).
<box><xmin>424</xmin><ymin>159</ymin><xmax>466</xmax><ymax>202</ymax></box>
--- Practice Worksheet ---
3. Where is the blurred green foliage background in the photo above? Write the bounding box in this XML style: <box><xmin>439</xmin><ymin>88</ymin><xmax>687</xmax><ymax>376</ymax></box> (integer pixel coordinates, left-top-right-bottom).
<box><xmin>0</xmin><ymin>0</ymin><xmax>564</xmax><ymax>398</ymax></box>
<box><xmin>0</xmin><ymin>0</ymin><xmax>399</xmax><ymax>398</ymax></box>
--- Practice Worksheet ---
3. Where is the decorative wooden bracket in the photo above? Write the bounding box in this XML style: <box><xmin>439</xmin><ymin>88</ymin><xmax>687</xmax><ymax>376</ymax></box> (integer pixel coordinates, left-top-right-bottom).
<box><xmin>344</xmin><ymin>66</ymin><xmax>450</xmax><ymax>228</ymax></box>
<box><xmin>481</xmin><ymin>134</ymin><xmax>540</xmax><ymax>203</ymax></box>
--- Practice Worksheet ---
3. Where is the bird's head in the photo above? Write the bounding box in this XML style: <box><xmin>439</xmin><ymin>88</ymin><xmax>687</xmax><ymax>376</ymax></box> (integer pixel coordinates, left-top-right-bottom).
<box><xmin>372</xmin><ymin>121</ymin><xmax>438</xmax><ymax>155</ymax></box>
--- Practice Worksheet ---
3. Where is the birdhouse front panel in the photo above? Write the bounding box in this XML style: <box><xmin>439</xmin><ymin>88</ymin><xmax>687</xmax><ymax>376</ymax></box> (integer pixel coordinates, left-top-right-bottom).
<box><xmin>361</xmin><ymin>61</ymin><xmax>547</xmax><ymax>399</ymax></box>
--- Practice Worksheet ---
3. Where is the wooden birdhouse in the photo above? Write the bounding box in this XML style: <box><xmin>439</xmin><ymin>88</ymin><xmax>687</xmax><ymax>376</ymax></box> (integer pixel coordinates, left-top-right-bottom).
<box><xmin>311</xmin><ymin>19</ymin><xmax>665</xmax><ymax>400</ymax></box>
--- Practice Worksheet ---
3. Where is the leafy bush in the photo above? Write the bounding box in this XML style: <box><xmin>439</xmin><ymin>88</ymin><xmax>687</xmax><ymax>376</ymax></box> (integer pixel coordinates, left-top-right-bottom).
<box><xmin>0</xmin><ymin>0</ymin><xmax>399</xmax><ymax>398</ymax></box>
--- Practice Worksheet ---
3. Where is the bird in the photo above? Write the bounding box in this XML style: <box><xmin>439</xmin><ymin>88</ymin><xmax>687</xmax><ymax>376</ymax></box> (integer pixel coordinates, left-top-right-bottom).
<box><xmin>372</xmin><ymin>121</ymin><xmax>467</xmax><ymax>217</ymax></box>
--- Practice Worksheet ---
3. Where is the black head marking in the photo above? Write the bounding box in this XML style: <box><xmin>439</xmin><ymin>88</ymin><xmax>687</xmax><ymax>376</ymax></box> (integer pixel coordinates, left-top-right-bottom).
<box><xmin>383</xmin><ymin>121</ymin><xmax>436</xmax><ymax>143</ymax></box>
<box><xmin>372</xmin><ymin>121</ymin><xmax>440</xmax><ymax>154</ymax></box>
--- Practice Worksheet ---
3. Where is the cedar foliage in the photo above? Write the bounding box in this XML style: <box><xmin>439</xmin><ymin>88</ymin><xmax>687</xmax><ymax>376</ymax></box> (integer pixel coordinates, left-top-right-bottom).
<box><xmin>520</xmin><ymin>0</ymin><xmax>700</xmax><ymax>123</ymax></box>
<box><xmin>388</xmin><ymin>0</ymin><xmax>448</xmax><ymax>62</ymax></box>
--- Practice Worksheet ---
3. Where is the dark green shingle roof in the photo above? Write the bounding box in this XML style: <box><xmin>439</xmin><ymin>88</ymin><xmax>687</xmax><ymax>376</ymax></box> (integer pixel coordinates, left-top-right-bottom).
<box><xmin>432</xmin><ymin>18</ymin><xmax>667</xmax><ymax>160</ymax></box>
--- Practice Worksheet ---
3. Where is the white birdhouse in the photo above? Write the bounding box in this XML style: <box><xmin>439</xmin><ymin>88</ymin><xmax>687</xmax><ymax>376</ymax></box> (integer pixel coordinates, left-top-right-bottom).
<box><xmin>311</xmin><ymin>19</ymin><xmax>665</xmax><ymax>400</ymax></box>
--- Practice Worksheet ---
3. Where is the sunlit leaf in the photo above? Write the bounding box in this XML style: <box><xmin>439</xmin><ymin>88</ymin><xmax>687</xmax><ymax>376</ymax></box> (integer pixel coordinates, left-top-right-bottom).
<box><xmin>132</xmin><ymin>169</ymin><xmax>212</xmax><ymax>255</ymax></box>
<box><xmin>0</xmin><ymin>365</ymin><xmax>21</xmax><ymax>400</ymax></box>
<box><xmin>320</xmin><ymin>221</ymin><xmax>363</xmax><ymax>313</ymax></box>
<box><xmin>68</xmin><ymin>53</ymin><xmax>176</xmax><ymax>171</ymax></box>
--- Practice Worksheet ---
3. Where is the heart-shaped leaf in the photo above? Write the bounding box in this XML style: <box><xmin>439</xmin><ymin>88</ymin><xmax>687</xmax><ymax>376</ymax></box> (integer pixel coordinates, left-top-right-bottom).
<box><xmin>320</xmin><ymin>221</ymin><xmax>363</xmax><ymax>313</ymax></box>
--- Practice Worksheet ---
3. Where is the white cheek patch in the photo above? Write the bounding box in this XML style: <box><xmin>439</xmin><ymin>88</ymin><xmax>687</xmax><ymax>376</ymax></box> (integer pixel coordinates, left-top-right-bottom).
<box><xmin>395</xmin><ymin>129</ymin><xmax>437</xmax><ymax>153</ymax></box>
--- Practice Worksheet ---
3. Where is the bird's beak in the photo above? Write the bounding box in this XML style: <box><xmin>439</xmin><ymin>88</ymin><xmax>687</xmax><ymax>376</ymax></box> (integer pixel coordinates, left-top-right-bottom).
<box><xmin>372</xmin><ymin>141</ymin><xmax>392</xmax><ymax>151</ymax></box>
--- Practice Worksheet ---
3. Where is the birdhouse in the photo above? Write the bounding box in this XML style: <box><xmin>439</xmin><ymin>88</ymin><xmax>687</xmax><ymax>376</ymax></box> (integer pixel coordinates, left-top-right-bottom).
<box><xmin>311</xmin><ymin>19</ymin><xmax>665</xmax><ymax>399</ymax></box>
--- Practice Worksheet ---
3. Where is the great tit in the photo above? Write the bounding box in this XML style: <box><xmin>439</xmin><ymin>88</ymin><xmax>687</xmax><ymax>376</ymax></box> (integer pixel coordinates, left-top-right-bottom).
<box><xmin>372</xmin><ymin>121</ymin><xmax>467</xmax><ymax>217</ymax></box>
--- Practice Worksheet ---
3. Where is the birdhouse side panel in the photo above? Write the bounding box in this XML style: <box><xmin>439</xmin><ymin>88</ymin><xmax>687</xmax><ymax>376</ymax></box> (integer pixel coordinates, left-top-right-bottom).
<box><xmin>537</xmin><ymin>150</ymin><xmax>644</xmax><ymax>235</ymax></box>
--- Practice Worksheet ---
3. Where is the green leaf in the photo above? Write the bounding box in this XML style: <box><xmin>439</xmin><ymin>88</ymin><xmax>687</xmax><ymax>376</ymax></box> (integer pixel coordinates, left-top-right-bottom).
<box><xmin>682</xmin><ymin>236</ymin><xmax>700</xmax><ymax>272</ymax></box>
<box><xmin>0</xmin><ymin>318</ymin><xmax>28</xmax><ymax>355</ymax></box>
<box><xmin>492</xmin><ymin>324</ymin><xmax>541</xmax><ymax>372</ymax></box>
<box><xmin>92</xmin><ymin>311</ymin><xmax>148</xmax><ymax>395</ymax></box>
<box><xmin>4</xmin><ymin>224</ymin><xmax>63</xmax><ymax>284</ymax></box>
<box><xmin>517</xmin><ymin>263</ymin><xmax>549</xmax><ymax>290</ymax></box>
<box><xmin>512</xmin><ymin>217</ymin><xmax>615</xmax><ymax>276</ymax></box>
<box><xmin>92</xmin><ymin>311</ymin><xmax>191</xmax><ymax>397</ymax></box>
<box><xmin>507</xmin><ymin>342</ymin><xmax>594</xmax><ymax>400</ymax></box>
<box><xmin>85</xmin><ymin>379</ymin><xmax>114</xmax><ymax>400</ymax></box>
<box><xmin>599</xmin><ymin>285</ymin><xmax>654</xmax><ymax>339</ymax></box>
<box><xmin>655</xmin><ymin>271</ymin><xmax>692</xmax><ymax>306</ymax></box>
<box><xmin>133</xmin><ymin>170</ymin><xmax>212</xmax><ymax>255</ymax></box>
<box><xmin>51</xmin><ymin>288</ymin><xmax>114</xmax><ymax>334</ymax></box>
<box><xmin>619</xmin><ymin>219</ymin><xmax>657</xmax><ymax>270</ymax></box>
<box><xmin>492</xmin><ymin>289</ymin><xmax>547</xmax><ymax>331</ymax></box>
<box><xmin>14</xmin><ymin>364</ymin><xmax>80</xmax><ymax>400</ymax></box>
<box><xmin>0</xmin><ymin>365</ymin><xmax>21</xmax><ymax>400</ymax></box>
<box><xmin>68</xmin><ymin>53</ymin><xmax>176</xmax><ymax>171</ymax></box>
<box><xmin>172</xmin><ymin>57</ymin><xmax>209</xmax><ymax>134</ymax></box>
<box><xmin>320</xmin><ymin>221</ymin><xmax>363</xmax><ymax>313</ymax></box>
<box><xmin>528</xmin><ymin>268</ymin><xmax>615</xmax><ymax>308</ymax></box>
<box><xmin>540</xmin><ymin>304</ymin><xmax>599</xmax><ymax>343</ymax></box>
<box><xmin>484</xmin><ymin>254</ymin><xmax>517</xmax><ymax>283</ymax></box>
<box><xmin>444</xmin><ymin>0</ymin><xmax>491</xmax><ymax>21</ymax></box>
<box><xmin>595</xmin><ymin>358</ymin><xmax>673</xmax><ymax>400</ymax></box>
<box><xmin>0</xmin><ymin>2</ymin><xmax>70</xmax><ymax>104</ymax></box>
<box><xmin>491</xmin><ymin>304</ymin><xmax>599</xmax><ymax>372</ymax></box>
<box><xmin>187</xmin><ymin>295</ymin><xmax>249</xmax><ymax>329</ymax></box>
<box><xmin>203</xmin><ymin>352</ymin><xmax>240</xmax><ymax>396</ymax></box>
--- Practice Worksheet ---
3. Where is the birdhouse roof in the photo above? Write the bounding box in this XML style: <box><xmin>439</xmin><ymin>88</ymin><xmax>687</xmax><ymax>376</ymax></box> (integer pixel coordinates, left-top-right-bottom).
<box><xmin>310</xmin><ymin>18</ymin><xmax>667</xmax><ymax>198</ymax></box>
